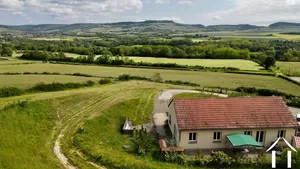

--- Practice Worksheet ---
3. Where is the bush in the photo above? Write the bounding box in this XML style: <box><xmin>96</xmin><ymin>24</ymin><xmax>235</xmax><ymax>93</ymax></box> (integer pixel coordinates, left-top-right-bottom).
<box><xmin>29</xmin><ymin>81</ymin><xmax>91</xmax><ymax>92</ymax></box>
<box><xmin>210</xmin><ymin>151</ymin><xmax>234</xmax><ymax>168</ymax></box>
<box><xmin>118</xmin><ymin>74</ymin><xmax>150</xmax><ymax>81</ymax></box>
<box><xmin>71</xmin><ymin>73</ymin><xmax>93</xmax><ymax>77</ymax></box>
<box><xmin>86</xmin><ymin>80</ymin><xmax>95</xmax><ymax>86</ymax></box>
<box><xmin>165</xmin><ymin>80</ymin><xmax>200</xmax><ymax>87</ymax></box>
<box><xmin>131</xmin><ymin>127</ymin><xmax>153</xmax><ymax>156</ymax></box>
<box><xmin>99</xmin><ymin>78</ymin><xmax>112</xmax><ymax>85</ymax></box>
<box><xmin>0</xmin><ymin>87</ymin><xmax>25</xmax><ymax>98</ymax></box>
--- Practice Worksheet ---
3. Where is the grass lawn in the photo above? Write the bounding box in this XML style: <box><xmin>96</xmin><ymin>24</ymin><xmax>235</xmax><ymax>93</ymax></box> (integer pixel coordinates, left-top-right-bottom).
<box><xmin>0</xmin><ymin>63</ymin><xmax>298</xmax><ymax>95</ymax></box>
<box><xmin>128</xmin><ymin>57</ymin><xmax>262</xmax><ymax>70</ymax></box>
<box><xmin>0</xmin><ymin>81</ymin><xmax>196</xmax><ymax>169</ymax></box>
<box><xmin>277</xmin><ymin>61</ymin><xmax>300</xmax><ymax>76</ymax></box>
<box><xmin>0</xmin><ymin>75</ymin><xmax>100</xmax><ymax>88</ymax></box>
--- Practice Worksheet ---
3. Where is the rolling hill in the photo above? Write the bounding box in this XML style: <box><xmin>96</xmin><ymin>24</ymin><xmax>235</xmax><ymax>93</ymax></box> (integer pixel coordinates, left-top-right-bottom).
<box><xmin>1</xmin><ymin>20</ymin><xmax>300</xmax><ymax>34</ymax></box>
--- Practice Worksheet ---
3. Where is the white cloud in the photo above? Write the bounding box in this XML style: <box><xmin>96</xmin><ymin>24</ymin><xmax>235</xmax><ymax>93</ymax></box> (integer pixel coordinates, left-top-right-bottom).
<box><xmin>0</xmin><ymin>0</ymin><xmax>143</xmax><ymax>23</ymax></box>
<box><xmin>201</xmin><ymin>0</ymin><xmax>300</xmax><ymax>25</ymax></box>
<box><xmin>177</xmin><ymin>0</ymin><xmax>192</xmax><ymax>5</ymax></box>
<box><xmin>154</xmin><ymin>0</ymin><xmax>170</xmax><ymax>4</ymax></box>
<box><xmin>0</xmin><ymin>0</ymin><xmax>24</xmax><ymax>11</ymax></box>
<box><xmin>154</xmin><ymin>0</ymin><xmax>192</xmax><ymax>5</ymax></box>
<box><xmin>158</xmin><ymin>17</ymin><xmax>182</xmax><ymax>22</ymax></box>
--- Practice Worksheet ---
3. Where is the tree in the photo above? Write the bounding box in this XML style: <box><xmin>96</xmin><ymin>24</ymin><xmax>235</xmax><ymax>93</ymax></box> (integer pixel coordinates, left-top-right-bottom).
<box><xmin>264</xmin><ymin>56</ymin><xmax>276</xmax><ymax>70</ymax></box>
<box><xmin>96</xmin><ymin>51</ymin><xmax>112</xmax><ymax>64</ymax></box>
<box><xmin>151</xmin><ymin>73</ymin><xmax>163</xmax><ymax>82</ymax></box>
<box><xmin>1</xmin><ymin>47</ymin><xmax>13</xmax><ymax>57</ymax></box>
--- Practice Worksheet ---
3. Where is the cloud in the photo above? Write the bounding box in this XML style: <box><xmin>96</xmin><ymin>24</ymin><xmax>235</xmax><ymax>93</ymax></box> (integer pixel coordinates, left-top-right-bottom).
<box><xmin>0</xmin><ymin>0</ymin><xmax>24</xmax><ymax>11</ymax></box>
<box><xmin>177</xmin><ymin>0</ymin><xmax>192</xmax><ymax>5</ymax></box>
<box><xmin>154</xmin><ymin>0</ymin><xmax>170</xmax><ymax>4</ymax></box>
<box><xmin>201</xmin><ymin>0</ymin><xmax>300</xmax><ymax>25</ymax></box>
<box><xmin>158</xmin><ymin>17</ymin><xmax>182</xmax><ymax>22</ymax></box>
<box><xmin>154</xmin><ymin>0</ymin><xmax>192</xmax><ymax>5</ymax></box>
<box><xmin>0</xmin><ymin>0</ymin><xmax>143</xmax><ymax>23</ymax></box>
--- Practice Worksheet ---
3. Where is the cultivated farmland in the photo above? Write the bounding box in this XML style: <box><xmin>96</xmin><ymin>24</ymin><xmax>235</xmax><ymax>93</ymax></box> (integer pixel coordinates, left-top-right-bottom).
<box><xmin>0</xmin><ymin>63</ymin><xmax>299</xmax><ymax>95</ymax></box>
<box><xmin>128</xmin><ymin>57</ymin><xmax>262</xmax><ymax>70</ymax></box>
<box><xmin>277</xmin><ymin>61</ymin><xmax>300</xmax><ymax>76</ymax></box>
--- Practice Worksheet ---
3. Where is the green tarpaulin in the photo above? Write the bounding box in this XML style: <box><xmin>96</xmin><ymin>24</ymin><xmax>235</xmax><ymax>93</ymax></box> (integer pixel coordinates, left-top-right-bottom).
<box><xmin>227</xmin><ymin>134</ymin><xmax>261</xmax><ymax>147</ymax></box>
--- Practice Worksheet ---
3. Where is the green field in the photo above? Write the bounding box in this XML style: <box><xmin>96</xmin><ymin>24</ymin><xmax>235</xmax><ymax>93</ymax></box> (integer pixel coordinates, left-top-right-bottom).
<box><xmin>128</xmin><ymin>57</ymin><xmax>262</xmax><ymax>70</ymax></box>
<box><xmin>277</xmin><ymin>61</ymin><xmax>300</xmax><ymax>76</ymax></box>
<box><xmin>0</xmin><ymin>75</ymin><xmax>100</xmax><ymax>88</ymax></box>
<box><xmin>0</xmin><ymin>81</ymin><xmax>194</xmax><ymax>169</ymax></box>
<box><xmin>0</xmin><ymin>63</ymin><xmax>299</xmax><ymax>95</ymax></box>
<box><xmin>276</xmin><ymin>34</ymin><xmax>300</xmax><ymax>41</ymax></box>
<box><xmin>0</xmin><ymin>60</ymin><xmax>39</xmax><ymax>65</ymax></box>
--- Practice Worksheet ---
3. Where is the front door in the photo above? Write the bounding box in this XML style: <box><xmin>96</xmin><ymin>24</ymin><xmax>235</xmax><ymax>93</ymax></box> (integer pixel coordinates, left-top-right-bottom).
<box><xmin>256</xmin><ymin>131</ymin><xmax>266</xmax><ymax>146</ymax></box>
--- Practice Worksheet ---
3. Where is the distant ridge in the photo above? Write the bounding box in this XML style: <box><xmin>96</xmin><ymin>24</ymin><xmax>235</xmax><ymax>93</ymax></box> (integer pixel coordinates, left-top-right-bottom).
<box><xmin>1</xmin><ymin>20</ymin><xmax>300</xmax><ymax>34</ymax></box>
<box><xmin>269</xmin><ymin>22</ymin><xmax>300</xmax><ymax>28</ymax></box>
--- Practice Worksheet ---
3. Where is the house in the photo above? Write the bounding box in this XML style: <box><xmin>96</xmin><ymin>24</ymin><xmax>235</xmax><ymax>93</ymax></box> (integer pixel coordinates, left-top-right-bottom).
<box><xmin>167</xmin><ymin>97</ymin><xmax>299</xmax><ymax>150</ymax></box>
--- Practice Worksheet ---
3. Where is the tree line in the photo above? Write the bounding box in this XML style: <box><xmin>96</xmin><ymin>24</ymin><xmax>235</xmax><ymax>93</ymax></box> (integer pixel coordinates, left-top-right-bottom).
<box><xmin>4</xmin><ymin>38</ymin><xmax>300</xmax><ymax>61</ymax></box>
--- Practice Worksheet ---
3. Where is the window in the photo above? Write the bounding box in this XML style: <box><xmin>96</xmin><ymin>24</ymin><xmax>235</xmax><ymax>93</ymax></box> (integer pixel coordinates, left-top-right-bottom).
<box><xmin>244</xmin><ymin>131</ymin><xmax>252</xmax><ymax>136</ymax></box>
<box><xmin>213</xmin><ymin>132</ymin><xmax>221</xmax><ymax>142</ymax></box>
<box><xmin>189</xmin><ymin>133</ymin><xmax>197</xmax><ymax>142</ymax></box>
<box><xmin>277</xmin><ymin>130</ymin><xmax>286</xmax><ymax>138</ymax></box>
<box><xmin>256</xmin><ymin>131</ymin><xmax>266</xmax><ymax>145</ymax></box>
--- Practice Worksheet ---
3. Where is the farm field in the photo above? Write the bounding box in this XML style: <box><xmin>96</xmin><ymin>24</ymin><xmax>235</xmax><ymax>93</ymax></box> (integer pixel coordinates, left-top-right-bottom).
<box><xmin>0</xmin><ymin>63</ymin><xmax>299</xmax><ymax>95</ymax></box>
<box><xmin>0</xmin><ymin>75</ymin><xmax>100</xmax><ymax>88</ymax></box>
<box><xmin>0</xmin><ymin>81</ymin><xmax>193</xmax><ymax>169</ymax></box>
<box><xmin>31</xmin><ymin>36</ymin><xmax>99</xmax><ymax>41</ymax></box>
<box><xmin>0</xmin><ymin>60</ymin><xmax>39</xmax><ymax>65</ymax></box>
<box><xmin>128</xmin><ymin>57</ymin><xmax>262</xmax><ymax>70</ymax></box>
<box><xmin>275</xmin><ymin>34</ymin><xmax>300</xmax><ymax>41</ymax></box>
<box><xmin>277</xmin><ymin>61</ymin><xmax>300</xmax><ymax>76</ymax></box>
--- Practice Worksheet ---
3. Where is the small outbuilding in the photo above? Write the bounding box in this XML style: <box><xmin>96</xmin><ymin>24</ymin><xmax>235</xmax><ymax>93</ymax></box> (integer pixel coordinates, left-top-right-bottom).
<box><xmin>122</xmin><ymin>118</ymin><xmax>134</xmax><ymax>135</ymax></box>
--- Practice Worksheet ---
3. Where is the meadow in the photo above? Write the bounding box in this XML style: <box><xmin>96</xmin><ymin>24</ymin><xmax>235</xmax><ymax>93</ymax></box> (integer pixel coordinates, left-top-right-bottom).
<box><xmin>0</xmin><ymin>81</ymin><xmax>194</xmax><ymax>169</ymax></box>
<box><xmin>0</xmin><ymin>63</ymin><xmax>299</xmax><ymax>95</ymax></box>
<box><xmin>277</xmin><ymin>61</ymin><xmax>300</xmax><ymax>76</ymax></box>
<box><xmin>128</xmin><ymin>57</ymin><xmax>262</xmax><ymax>70</ymax></box>
<box><xmin>0</xmin><ymin>75</ymin><xmax>100</xmax><ymax>88</ymax></box>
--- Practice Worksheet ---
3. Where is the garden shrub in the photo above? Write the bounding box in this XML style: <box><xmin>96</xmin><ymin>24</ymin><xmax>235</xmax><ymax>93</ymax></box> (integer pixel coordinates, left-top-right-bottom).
<box><xmin>210</xmin><ymin>151</ymin><xmax>235</xmax><ymax>168</ymax></box>
<box><xmin>132</xmin><ymin>127</ymin><xmax>153</xmax><ymax>156</ymax></box>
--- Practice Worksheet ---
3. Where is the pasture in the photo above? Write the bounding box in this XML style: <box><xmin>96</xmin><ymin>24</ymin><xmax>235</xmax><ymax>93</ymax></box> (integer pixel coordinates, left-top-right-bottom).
<box><xmin>0</xmin><ymin>63</ymin><xmax>299</xmax><ymax>95</ymax></box>
<box><xmin>0</xmin><ymin>75</ymin><xmax>100</xmax><ymax>88</ymax></box>
<box><xmin>277</xmin><ymin>61</ymin><xmax>300</xmax><ymax>76</ymax></box>
<box><xmin>128</xmin><ymin>57</ymin><xmax>262</xmax><ymax>70</ymax></box>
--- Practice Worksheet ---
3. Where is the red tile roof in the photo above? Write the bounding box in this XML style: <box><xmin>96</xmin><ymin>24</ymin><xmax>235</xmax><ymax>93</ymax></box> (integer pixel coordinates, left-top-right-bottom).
<box><xmin>294</xmin><ymin>136</ymin><xmax>300</xmax><ymax>148</ymax></box>
<box><xmin>173</xmin><ymin>97</ymin><xmax>298</xmax><ymax>130</ymax></box>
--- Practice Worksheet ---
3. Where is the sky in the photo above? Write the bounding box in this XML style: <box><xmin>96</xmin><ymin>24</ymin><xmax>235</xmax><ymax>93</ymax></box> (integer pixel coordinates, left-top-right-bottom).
<box><xmin>0</xmin><ymin>0</ymin><xmax>299</xmax><ymax>25</ymax></box>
